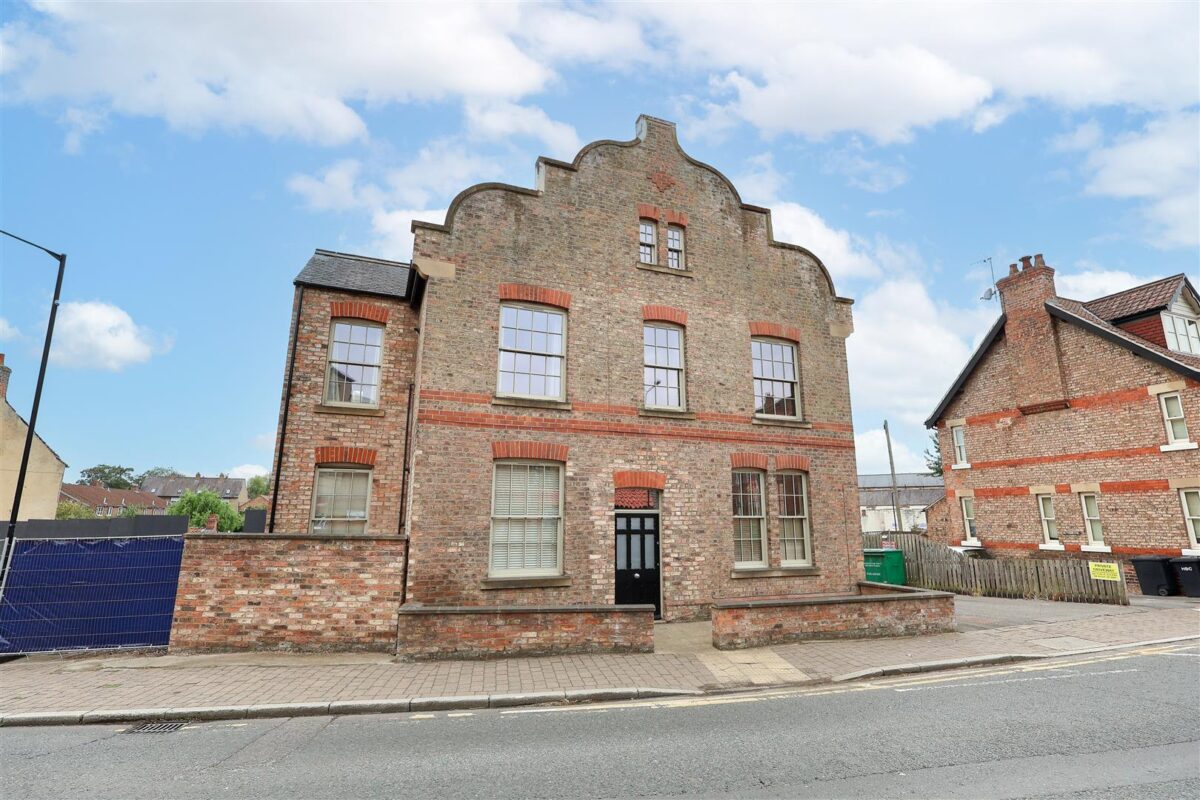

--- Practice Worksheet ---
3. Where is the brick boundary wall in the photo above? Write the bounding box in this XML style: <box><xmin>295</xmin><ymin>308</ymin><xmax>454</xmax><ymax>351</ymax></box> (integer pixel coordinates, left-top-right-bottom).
<box><xmin>169</xmin><ymin>533</ymin><xmax>407</xmax><ymax>653</ymax></box>
<box><xmin>710</xmin><ymin>582</ymin><xmax>955</xmax><ymax>650</ymax></box>
<box><xmin>395</xmin><ymin>604</ymin><xmax>655</xmax><ymax>660</ymax></box>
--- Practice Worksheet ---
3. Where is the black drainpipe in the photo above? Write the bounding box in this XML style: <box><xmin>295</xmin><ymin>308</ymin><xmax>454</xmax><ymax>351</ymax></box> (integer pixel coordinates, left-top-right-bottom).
<box><xmin>398</xmin><ymin>379</ymin><xmax>415</xmax><ymax>606</ymax></box>
<box><xmin>268</xmin><ymin>285</ymin><xmax>305</xmax><ymax>533</ymax></box>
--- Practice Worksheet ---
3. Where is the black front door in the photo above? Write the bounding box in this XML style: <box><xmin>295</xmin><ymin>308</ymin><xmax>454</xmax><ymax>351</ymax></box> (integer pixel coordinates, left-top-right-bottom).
<box><xmin>615</xmin><ymin>513</ymin><xmax>660</xmax><ymax>618</ymax></box>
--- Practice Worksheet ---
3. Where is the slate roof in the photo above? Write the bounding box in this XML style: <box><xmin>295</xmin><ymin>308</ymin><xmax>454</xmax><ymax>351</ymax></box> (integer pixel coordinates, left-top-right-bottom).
<box><xmin>60</xmin><ymin>483</ymin><xmax>167</xmax><ymax>511</ymax></box>
<box><xmin>1082</xmin><ymin>274</ymin><xmax>1191</xmax><ymax>322</ymax></box>
<box><xmin>858</xmin><ymin>473</ymin><xmax>945</xmax><ymax>508</ymax></box>
<box><xmin>294</xmin><ymin>249</ymin><xmax>413</xmax><ymax>299</ymax></box>
<box><xmin>140</xmin><ymin>475</ymin><xmax>246</xmax><ymax>499</ymax></box>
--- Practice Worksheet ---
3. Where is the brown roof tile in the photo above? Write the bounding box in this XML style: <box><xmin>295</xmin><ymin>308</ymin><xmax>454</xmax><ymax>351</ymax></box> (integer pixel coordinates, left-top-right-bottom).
<box><xmin>1081</xmin><ymin>274</ymin><xmax>1187</xmax><ymax>321</ymax></box>
<box><xmin>60</xmin><ymin>483</ymin><xmax>168</xmax><ymax>510</ymax></box>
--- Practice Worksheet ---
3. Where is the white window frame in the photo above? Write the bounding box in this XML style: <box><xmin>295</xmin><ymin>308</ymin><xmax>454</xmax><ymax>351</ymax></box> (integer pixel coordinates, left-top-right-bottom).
<box><xmin>324</xmin><ymin>319</ymin><xmax>385</xmax><ymax>408</ymax></box>
<box><xmin>1159</xmin><ymin>391</ymin><xmax>1191</xmax><ymax>446</ymax></box>
<box><xmin>489</xmin><ymin>460</ymin><xmax>564</xmax><ymax>578</ymax></box>
<box><xmin>950</xmin><ymin>425</ymin><xmax>969</xmax><ymax>468</ymax></box>
<box><xmin>638</xmin><ymin>219</ymin><xmax>657</xmax><ymax>265</ymax></box>
<box><xmin>775</xmin><ymin>471</ymin><xmax>812</xmax><ymax>567</ymax></box>
<box><xmin>310</xmin><ymin>467</ymin><xmax>372</xmax><ymax>535</ymax></box>
<box><xmin>666</xmin><ymin>224</ymin><xmax>685</xmax><ymax>270</ymax></box>
<box><xmin>732</xmin><ymin>470</ymin><xmax>767</xmax><ymax>568</ymax></box>
<box><xmin>1037</xmin><ymin>494</ymin><xmax>1059</xmax><ymax>545</ymax></box>
<box><xmin>1079</xmin><ymin>493</ymin><xmax>1104</xmax><ymax>546</ymax></box>
<box><xmin>642</xmin><ymin>323</ymin><xmax>686</xmax><ymax>411</ymax></box>
<box><xmin>1181</xmin><ymin>489</ymin><xmax>1200</xmax><ymax>550</ymax></box>
<box><xmin>960</xmin><ymin>496</ymin><xmax>978</xmax><ymax>544</ymax></box>
<box><xmin>496</xmin><ymin>303</ymin><xmax>568</xmax><ymax>402</ymax></box>
<box><xmin>1162</xmin><ymin>312</ymin><xmax>1200</xmax><ymax>355</ymax></box>
<box><xmin>750</xmin><ymin>337</ymin><xmax>801</xmax><ymax>419</ymax></box>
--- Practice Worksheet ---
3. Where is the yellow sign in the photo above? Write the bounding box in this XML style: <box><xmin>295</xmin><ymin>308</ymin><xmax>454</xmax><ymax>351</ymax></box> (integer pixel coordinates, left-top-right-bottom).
<box><xmin>1088</xmin><ymin>562</ymin><xmax>1121</xmax><ymax>582</ymax></box>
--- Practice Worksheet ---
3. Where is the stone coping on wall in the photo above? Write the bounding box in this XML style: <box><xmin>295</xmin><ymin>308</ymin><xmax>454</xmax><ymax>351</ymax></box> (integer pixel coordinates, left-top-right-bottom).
<box><xmin>184</xmin><ymin>532</ymin><xmax>408</xmax><ymax>542</ymax></box>
<box><xmin>713</xmin><ymin>582</ymin><xmax>952</xmax><ymax>609</ymax></box>
<box><xmin>398</xmin><ymin>603</ymin><xmax>655</xmax><ymax>615</ymax></box>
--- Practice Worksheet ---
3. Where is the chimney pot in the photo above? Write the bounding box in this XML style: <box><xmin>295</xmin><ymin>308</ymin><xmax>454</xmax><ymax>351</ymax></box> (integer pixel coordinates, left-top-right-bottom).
<box><xmin>1034</xmin><ymin>253</ymin><xmax>1046</xmax><ymax>268</ymax></box>
<box><xmin>204</xmin><ymin>513</ymin><xmax>219</xmax><ymax>531</ymax></box>
<box><xmin>1008</xmin><ymin>263</ymin><xmax>1019</xmax><ymax>276</ymax></box>
<box><xmin>1019</xmin><ymin>255</ymin><xmax>1033</xmax><ymax>270</ymax></box>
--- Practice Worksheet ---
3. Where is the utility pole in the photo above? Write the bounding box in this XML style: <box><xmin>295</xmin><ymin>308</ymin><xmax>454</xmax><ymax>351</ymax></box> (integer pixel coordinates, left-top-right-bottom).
<box><xmin>883</xmin><ymin>420</ymin><xmax>902</xmax><ymax>535</ymax></box>
<box><xmin>1</xmin><ymin>229</ymin><xmax>66</xmax><ymax>588</ymax></box>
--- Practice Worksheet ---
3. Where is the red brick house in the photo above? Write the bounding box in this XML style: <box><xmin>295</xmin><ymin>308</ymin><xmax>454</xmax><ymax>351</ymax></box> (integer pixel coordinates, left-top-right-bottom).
<box><xmin>60</xmin><ymin>483</ymin><xmax>168</xmax><ymax>516</ymax></box>
<box><xmin>926</xmin><ymin>258</ymin><xmax>1200</xmax><ymax>581</ymax></box>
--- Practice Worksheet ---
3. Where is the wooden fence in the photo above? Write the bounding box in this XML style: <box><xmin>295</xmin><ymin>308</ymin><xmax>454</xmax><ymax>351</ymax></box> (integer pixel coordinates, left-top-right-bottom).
<box><xmin>863</xmin><ymin>533</ymin><xmax>1128</xmax><ymax>605</ymax></box>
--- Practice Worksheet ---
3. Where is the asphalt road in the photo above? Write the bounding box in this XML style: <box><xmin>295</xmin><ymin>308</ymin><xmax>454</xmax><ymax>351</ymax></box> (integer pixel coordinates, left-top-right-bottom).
<box><xmin>3</xmin><ymin>643</ymin><xmax>1197</xmax><ymax>799</ymax></box>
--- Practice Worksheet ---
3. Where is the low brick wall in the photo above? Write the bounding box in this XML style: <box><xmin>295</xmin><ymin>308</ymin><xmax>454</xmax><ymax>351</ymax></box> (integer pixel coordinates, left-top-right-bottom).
<box><xmin>711</xmin><ymin>582</ymin><xmax>955</xmax><ymax>650</ymax></box>
<box><xmin>170</xmin><ymin>533</ymin><xmax>407</xmax><ymax>653</ymax></box>
<box><xmin>395</xmin><ymin>604</ymin><xmax>655</xmax><ymax>660</ymax></box>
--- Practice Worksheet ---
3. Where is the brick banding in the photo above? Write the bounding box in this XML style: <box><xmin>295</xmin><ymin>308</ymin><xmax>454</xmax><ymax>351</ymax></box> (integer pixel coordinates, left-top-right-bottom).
<box><xmin>491</xmin><ymin>441</ymin><xmax>569</xmax><ymax>462</ymax></box>
<box><xmin>315</xmin><ymin>446</ymin><xmax>377</xmax><ymax>467</ymax></box>
<box><xmin>775</xmin><ymin>454</ymin><xmax>811</xmax><ymax>471</ymax></box>
<box><xmin>613</xmin><ymin>470</ymin><xmax>667</xmax><ymax>490</ymax></box>
<box><xmin>730</xmin><ymin>452</ymin><xmax>769</xmax><ymax>471</ymax></box>
<box><xmin>642</xmin><ymin>305</ymin><xmax>688</xmax><ymax>326</ymax></box>
<box><xmin>330</xmin><ymin>301</ymin><xmax>390</xmax><ymax>324</ymax></box>
<box><xmin>499</xmin><ymin>283</ymin><xmax>572</xmax><ymax>310</ymax></box>
<box><xmin>748</xmin><ymin>321</ymin><xmax>801</xmax><ymax>343</ymax></box>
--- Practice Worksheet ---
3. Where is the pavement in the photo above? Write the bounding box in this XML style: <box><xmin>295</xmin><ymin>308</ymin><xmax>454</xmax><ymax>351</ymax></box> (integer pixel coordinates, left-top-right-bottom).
<box><xmin>4</xmin><ymin>642</ymin><xmax>1197</xmax><ymax>799</ymax></box>
<box><xmin>1</xmin><ymin>595</ymin><xmax>1196</xmax><ymax>727</ymax></box>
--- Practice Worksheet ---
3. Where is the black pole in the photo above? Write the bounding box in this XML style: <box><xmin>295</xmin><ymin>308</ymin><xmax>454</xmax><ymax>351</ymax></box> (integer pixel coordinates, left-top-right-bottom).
<box><xmin>3</xmin><ymin>247</ymin><xmax>65</xmax><ymax>586</ymax></box>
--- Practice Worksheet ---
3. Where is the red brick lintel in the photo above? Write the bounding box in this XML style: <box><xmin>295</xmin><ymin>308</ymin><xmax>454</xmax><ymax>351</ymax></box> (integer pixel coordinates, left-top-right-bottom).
<box><xmin>613</xmin><ymin>470</ymin><xmax>667</xmax><ymax>490</ymax></box>
<box><xmin>315</xmin><ymin>446</ymin><xmax>377</xmax><ymax>467</ymax></box>
<box><xmin>330</xmin><ymin>301</ymin><xmax>390</xmax><ymax>325</ymax></box>
<box><xmin>642</xmin><ymin>305</ymin><xmax>688</xmax><ymax>326</ymax></box>
<box><xmin>748</xmin><ymin>321</ymin><xmax>801</xmax><ymax>343</ymax></box>
<box><xmin>491</xmin><ymin>441</ymin><xmax>569</xmax><ymax>462</ymax></box>
<box><xmin>731</xmin><ymin>452</ymin><xmax>769</xmax><ymax>470</ymax></box>
<box><xmin>984</xmin><ymin>540</ymin><xmax>1184</xmax><ymax>557</ymax></box>
<box><xmin>498</xmin><ymin>283</ymin><xmax>572</xmax><ymax>310</ymax></box>
<box><xmin>969</xmin><ymin>479</ymin><xmax>1171</xmax><ymax>499</ymax></box>
<box><xmin>636</xmin><ymin>204</ymin><xmax>688</xmax><ymax>227</ymax></box>
<box><xmin>775</xmin><ymin>454</ymin><xmax>811</xmax><ymax>472</ymax></box>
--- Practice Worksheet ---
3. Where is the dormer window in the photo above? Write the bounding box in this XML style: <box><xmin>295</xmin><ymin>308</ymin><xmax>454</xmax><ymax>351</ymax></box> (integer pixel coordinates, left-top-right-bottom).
<box><xmin>1163</xmin><ymin>313</ymin><xmax>1200</xmax><ymax>355</ymax></box>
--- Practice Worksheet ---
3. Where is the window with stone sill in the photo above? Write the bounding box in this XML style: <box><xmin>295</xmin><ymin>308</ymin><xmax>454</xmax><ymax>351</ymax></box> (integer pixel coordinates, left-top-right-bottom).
<box><xmin>1037</xmin><ymin>494</ymin><xmax>1058</xmax><ymax>543</ymax></box>
<box><xmin>775</xmin><ymin>471</ymin><xmax>812</xmax><ymax>567</ymax></box>
<box><xmin>1163</xmin><ymin>313</ymin><xmax>1200</xmax><ymax>356</ymax></box>
<box><xmin>325</xmin><ymin>320</ymin><xmax>383</xmax><ymax>407</ymax></box>
<box><xmin>643</xmin><ymin>323</ymin><xmax>685</xmax><ymax>410</ymax></box>
<box><xmin>638</xmin><ymin>219</ymin><xmax>657</xmax><ymax>265</ymax></box>
<box><xmin>1181</xmin><ymin>489</ymin><xmax>1200</xmax><ymax>549</ymax></box>
<box><xmin>490</xmin><ymin>461</ymin><xmax>563</xmax><ymax>577</ymax></box>
<box><xmin>666</xmin><ymin>224</ymin><xmax>685</xmax><ymax>270</ymax></box>
<box><xmin>1160</xmin><ymin>392</ymin><xmax>1190</xmax><ymax>445</ymax></box>
<box><xmin>960</xmin><ymin>496</ymin><xmax>977</xmax><ymax>541</ymax></box>
<box><xmin>751</xmin><ymin>338</ymin><xmax>800</xmax><ymax>418</ymax></box>
<box><xmin>951</xmin><ymin>425</ymin><xmax>968</xmax><ymax>465</ymax></box>
<box><xmin>732</xmin><ymin>470</ymin><xmax>766</xmax><ymax>567</ymax></box>
<box><xmin>311</xmin><ymin>467</ymin><xmax>371</xmax><ymax>535</ymax></box>
<box><xmin>1080</xmin><ymin>493</ymin><xmax>1103</xmax><ymax>545</ymax></box>
<box><xmin>497</xmin><ymin>304</ymin><xmax>566</xmax><ymax>402</ymax></box>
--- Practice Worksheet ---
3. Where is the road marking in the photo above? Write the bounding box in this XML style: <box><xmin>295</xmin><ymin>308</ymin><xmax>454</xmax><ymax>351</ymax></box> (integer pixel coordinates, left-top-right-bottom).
<box><xmin>446</xmin><ymin>712</ymin><xmax>474</xmax><ymax>717</ymax></box>
<box><xmin>410</xmin><ymin>713</ymin><xmax>435</xmax><ymax>719</ymax></box>
<box><xmin>892</xmin><ymin>668</ymin><xmax>1139</xmax><ymax>693</ymax></box>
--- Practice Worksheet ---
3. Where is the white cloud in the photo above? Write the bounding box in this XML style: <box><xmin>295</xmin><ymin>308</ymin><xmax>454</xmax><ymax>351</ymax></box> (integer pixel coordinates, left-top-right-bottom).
<box><xmin>370</xmin><ymin>208</ymin><xmax>448</xmax><ymax>261</ymax></box>
<box><xmin>0</xmin><ymin>317</ymin><xmax>18</xmax><ymax>341</ymax></box>
<box><xmin>1050</xmin><ymin>119</ymin><xmax>1103</xmax><ymax>152</ymax></box>
<box><xmin>287</xmin><ymin>159</ymin><xmax>380</xmax><ymax>212</ymax></box>
<box><xmin>59</xmin><ymin>106</ymin><xmax>106</xmax><ymax>153</ymax></box>
<box><xmin>251</xmin><ymin>433</ymin><xmax>275</xmax><ymax>450</ymax></box>
<box><xmin>227</xmin><ymin>464</ymin><xmax>268</xmax><ymax>480</ymax></box>
<box><xmin>824</xmin><ymin>140</ymin><xmax>909</xmax><ymax>193</ymax></box>
<box><xmin>854</xmin><ymin>427</ymin><xmax>926</xmax><ymax>475</ymax></box>
<box><xmin>1056</xmin><ymin>266</ymin><xmax>1160</xmax><ymax>300</ymax></box>
<box><xmin>1081</xmin><ymin>112</ymin><xmax>1199</xmax><ymax>248</ymax></box>
<box><xmin>50</xmin><ymin>301</ymin><xmax>170</xmax><ymax>370</ymax></box>
<box><xmin>464</xmin><ymin>100</ymin><xmax>580</xmax><ymax>158</ymax></box>
<box><xmin>769</xmin><ymin>203</ymin><xmax>880</xmax><ymax>281</ymax></box>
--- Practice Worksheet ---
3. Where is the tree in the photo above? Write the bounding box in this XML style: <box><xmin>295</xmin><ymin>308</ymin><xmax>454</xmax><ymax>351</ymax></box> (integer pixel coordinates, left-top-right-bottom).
<box><xmin>78</xmin><ymin>464</ymin><xmax>136</xmax><ymax>489</ymax></box>
<box><xmin>167</xmin><ymin>490</ymin><xmax>242</xmax><ymax>532</ymax></box>
<box><xmin>923</xmin><ymin>430</ymin><xmax>943</xmax><ymax>476</ymax></box>
<box><xmin>136</xmin><ymin>466</ymin><xmax>181</xmax><ymax>485</ymax></box>
<box><xmin>56</xmin><ymin>500</ymin><xmax>95</xmax><ymax>519</ymax></box>
<box><xmin>246</xmin><ymin>475</ymin><xmax>269</xmax><ymax>499</ymax></box>
<box><xmin>119</xmin><ymin>505</ymin><xmax>145</xmax><ymax>518</ymax></box>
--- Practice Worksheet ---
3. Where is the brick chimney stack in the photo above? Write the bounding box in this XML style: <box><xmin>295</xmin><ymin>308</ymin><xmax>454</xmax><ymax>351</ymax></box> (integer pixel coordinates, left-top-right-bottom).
<box><xmin>995</xmin><ymin>253</ymin><xmax>1068</xmax><ymax>414</ymax></box>
<box><xmin>0</xmin><ymin>354</ymin><xmax>10</xmax><ymax>403</ymax></box>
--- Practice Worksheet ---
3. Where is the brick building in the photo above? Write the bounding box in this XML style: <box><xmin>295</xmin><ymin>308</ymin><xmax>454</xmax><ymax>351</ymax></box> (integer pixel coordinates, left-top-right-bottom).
<box><xmin>173</xmin><ymin>116</ymin><xmax>956</xmax><ymax>657</ymax></box>
<box><xmin>926</xmin><ymin>258</ymin><xmax>1200</xmax><ymax>582</ymax></box>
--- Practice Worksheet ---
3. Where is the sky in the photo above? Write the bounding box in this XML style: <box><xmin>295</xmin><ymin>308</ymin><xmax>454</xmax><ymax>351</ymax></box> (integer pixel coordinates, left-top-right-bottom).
<box><xmin>1</xmin><ymin>1</ymin><xmax>1197</xmax><ymax>483</ymax></box>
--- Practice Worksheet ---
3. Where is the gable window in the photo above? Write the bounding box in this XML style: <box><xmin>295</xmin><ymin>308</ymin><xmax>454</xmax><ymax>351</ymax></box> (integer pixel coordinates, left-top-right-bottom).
<box><xmin>1181</xmin><ymin>489</ymin><xmax>1200</xmax><ymax>549</ymax></box>
<box><xmin>1160</xmin><ymin>392</ymin><xmax>1190</xmax><ymax>445</ymax></box>
<box><xmin>775</xmin><ymin>472</ymin><xmax>811</xmax><ymax>566</ymax></box>
<box><xmin>751</xmin><ymin>338</ymin><xmax>799</xmax><ymax>418</ymax></box>
<box><xmin>731</xmin><ymin>470</ymin><xmax>766</xmax><ymax>567</ymax></box>
<box><xmin>1163</xmin><ymin>314</ymin><xmax>1200</xmax><ymax>355</ymax></box>
<box><xmin>960</xmin><ymin>497</ymin><xmax>978</xmax><ymax>543</ymax></box>
<box><xmin>951</xmin><ymin>425</ymin><xmax>968</xmax><ymax>466</ymax></box>
<box><xmin>490</xmin><ymin>462</ymin><xmax>563</xmax><ymax>577</ymax></box>
<box><xmin>311</xmin><ymin>468</ymin><xmax>371</xmax><ymax>534</ymax></box>
<box><xmin>1080</xmin><ymin>493</ymin><xmax>1103</xmax><ymax>545</ymax></box>
<box><xmin>1037</xmin><ymin>495</ymin><xmax>1058</xmax><ymax>543</ymax></box>
<box><xmin>666</xmin><ymin>225</ymin><xmax>685</xmax><ymax>270</ymax></box>
<box><xmin>326</xmin><ymin>321</ymin><xmax>383</xmax><ymax>406</ymax></box>
<box><xmin>643</xmin><ymin>324</ymin><xmax>685</xmax><ymax>409</ymax></box>
<box><xmin>498</xmin><ymin>304</ymin><xmax>566</xmax><ymax>401</ymax></box>
<box><xmin>638</xmin><ymin>219</ymin><xmax>657</xmax><ymax>264</ymax></box>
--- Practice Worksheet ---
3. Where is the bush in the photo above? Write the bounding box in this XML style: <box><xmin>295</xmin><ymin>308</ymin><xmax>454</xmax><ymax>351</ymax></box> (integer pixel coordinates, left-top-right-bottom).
<box><xmin>167</xmin><ymin>490</ymin><xmax>243</xmax><ymax>532</ymax></box>
<box><xmin>56</xmin><ymin>500</ymin><xmax>95</xmax><ymax>520</ymax></box>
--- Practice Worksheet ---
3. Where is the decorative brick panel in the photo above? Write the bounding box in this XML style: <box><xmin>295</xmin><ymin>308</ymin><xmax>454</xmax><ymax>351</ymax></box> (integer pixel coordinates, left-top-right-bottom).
<box><xmin>315</xmin><ymin>446</ymin><xmax>377</xmax><ymax>467</ymax></box>
<box><xmin>642</xmin><ymin>305</ymin><xmax>688</xmax><ymax>326</ymax></box>
<box><xmin>730</xmin><ymin>452</ymin><xmax>769</xmax><ymax>470</ymax></box>
<box><xmin>775</xmin><ymin>454</ymin><xmax>811</xmax><ymax>472</ymax></box>
<box><xmin>613</xmin><ymin>470</ymin><xmax>667</xmax><ymax>490</ymax></box>
<box><xmin>498</xmin><ymin>283</ymin><xmax>572</xmax><ymax>310</ymax></box>
<box><xmin>330</xmin><ymin>301</ymin><xmax>390</xmax><ymax>324</ymax></box>
<box><xmin>748</xmin><ymin>321</ymin><xmax>802</xmax><ymax>343</ymax></box>
<box><xmin>491</xmin><ymin>441</ymin><xmax>569</xmax><ymax>462</ymax></box>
